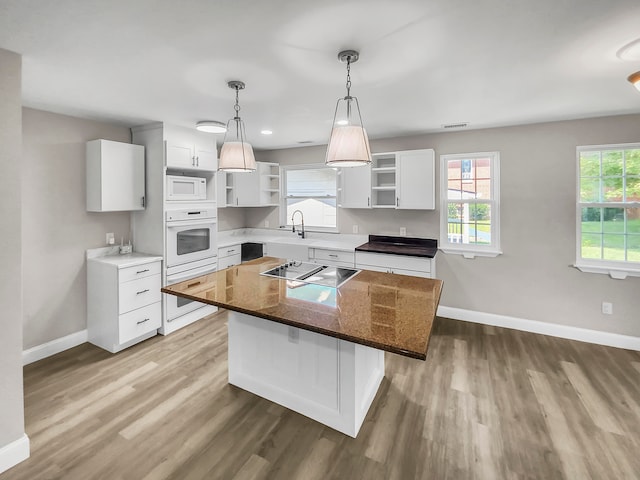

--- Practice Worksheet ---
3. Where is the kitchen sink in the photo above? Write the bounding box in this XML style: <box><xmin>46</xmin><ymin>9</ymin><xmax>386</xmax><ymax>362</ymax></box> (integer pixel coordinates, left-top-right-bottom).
<box><xmin>260</xmin><ymin>261</ymin><xmax>360</xmax><ymax>288</ymax></box>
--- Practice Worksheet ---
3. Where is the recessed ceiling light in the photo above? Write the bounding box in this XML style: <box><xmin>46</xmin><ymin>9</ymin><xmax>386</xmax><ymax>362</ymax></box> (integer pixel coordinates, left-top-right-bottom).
<box><xmin>617</xmin><ymin>38</ymin><xmax>640</xmax><ymax>61</ymax></box>
<box><xmin>261</xmin><ymin>129</ymin><xmax>273</xmax><ymax>135</ymax></box>
<box><xmin>196</xmin><ymin>121</ymin><xmax>227</xmax><ymax>134</ymax></box>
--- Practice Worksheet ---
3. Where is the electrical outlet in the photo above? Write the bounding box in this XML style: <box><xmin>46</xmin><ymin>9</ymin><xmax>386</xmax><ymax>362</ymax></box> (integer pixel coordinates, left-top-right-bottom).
<box><xmin>106</xmin><ymin>232</ymin><xmax>115</xmax><ymax>245</ymax></box>
<box><xmin>352</xmin><ymin>225</ymin><xmax>359</xmax><ymax>234</ymax></box>
<box><xmin>400</xmin><ymin>227</ymin><xmax>407</xmax><ymax>236</ymax></box>
<box><xmin>602</xmin><ymin>302</ymin><xmax>613</xmax><ymax>315</ymax></box>
<box><xmin>264</xmin><ymin>220</ymin><xmax>270</xmax><ymax>228</ymax></box>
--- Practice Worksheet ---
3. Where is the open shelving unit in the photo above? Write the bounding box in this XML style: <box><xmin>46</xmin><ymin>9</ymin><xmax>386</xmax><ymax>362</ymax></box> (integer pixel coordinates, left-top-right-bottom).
<box><xmin>371</xmin><ymin>153</ymin><xmax>397</xmax><ymax>208</ymax></box>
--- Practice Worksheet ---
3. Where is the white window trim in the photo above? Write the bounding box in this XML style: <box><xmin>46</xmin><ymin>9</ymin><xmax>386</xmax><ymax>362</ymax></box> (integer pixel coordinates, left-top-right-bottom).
<box><xmin>439</xmin><ymin>151</ymin><xmax>502</xmax><ymax>259</ymax></box>
<box><xmin>280</xmin><ymin>164</ymin><xmax>339</xmax><ymax>233</ymax></box>
<box><xmin>575</xmin><ymin>143</ymin><xmax>640</xmax><ymax>279</ymax></box>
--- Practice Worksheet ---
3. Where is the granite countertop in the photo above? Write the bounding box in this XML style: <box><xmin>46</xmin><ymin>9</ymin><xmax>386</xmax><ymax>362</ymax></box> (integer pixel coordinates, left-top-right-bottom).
<box><xmin>217</xmin><ymin>229</ymin><xmax>368</xmax><ymax>252</ymax></box>
<box><xmin>162</xmin><ymin>256</ymin><xmax>443</xmax><ymax>360</ymax></box>
<box><xmin>355</xmin><ymin>235</ymin><xmax>438</xmax><ymax>258</ymax></box>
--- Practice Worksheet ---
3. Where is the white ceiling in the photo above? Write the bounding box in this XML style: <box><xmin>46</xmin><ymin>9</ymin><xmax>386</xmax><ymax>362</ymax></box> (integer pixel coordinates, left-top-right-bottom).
<box><xmin>1</xmin><ymin>0</ymin><xmax>640</xmax><ymax>150</ymax></box>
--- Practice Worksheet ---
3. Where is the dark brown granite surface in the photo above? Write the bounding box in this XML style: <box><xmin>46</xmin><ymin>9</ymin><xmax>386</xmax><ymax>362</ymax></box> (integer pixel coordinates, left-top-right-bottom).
<box><xmin>355</xmin><ymin>235</ymin><xmax>438</xmax><ymax>258</ymax></box>
<box><xmin>162</xmin><ymin>256</ymin><xmax>443</xmax><ymax>360</ymax></box>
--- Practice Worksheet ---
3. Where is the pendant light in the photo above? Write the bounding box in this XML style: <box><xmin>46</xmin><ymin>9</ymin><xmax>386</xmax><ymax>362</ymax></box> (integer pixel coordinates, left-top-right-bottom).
<box><xmin>325</xmin><ymin>50</ymin><xmax>372</xmax><ymax>167</ymax></box>
<box><xmin>628</xmin><ymin>71</ymin><xmax>640</xmax><ymax>91</ymax></box>
<box><xmin>219</xmin><ymin>80</ymin><xmax>256</xmax><ymax>172</ymax></box>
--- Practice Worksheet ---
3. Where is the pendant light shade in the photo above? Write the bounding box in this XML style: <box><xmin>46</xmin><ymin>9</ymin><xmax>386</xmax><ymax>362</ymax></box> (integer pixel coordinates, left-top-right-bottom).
<box><xmin>219</xmin><ymin>80</ymin><xmax>256</xmax><ymax>172</ymax></box>
<box><xmin>628</xmin><ymin>71</ymin><xmax>640</xmax><ymax>92</ymax></box>
<box><xmin>326</xmin><ymin>50</ymin><xmax>372</xmax><ymax>167</ymax></box>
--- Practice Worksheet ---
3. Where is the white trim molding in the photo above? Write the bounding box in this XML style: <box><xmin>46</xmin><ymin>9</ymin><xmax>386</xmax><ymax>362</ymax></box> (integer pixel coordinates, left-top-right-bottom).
<box><xmin>0</xmin><ymin>434</ymin><xmax>30</xmax><ymax>475</ymax></box>
<box><xmin>437</xmin><ymin>305</ymin><xmax>640</xmax><ymax>351</ymax></box>
<box><xmin>23</xmin><ymin>330</ymin><xmax>88</xmax><ymax>365</ymax></box>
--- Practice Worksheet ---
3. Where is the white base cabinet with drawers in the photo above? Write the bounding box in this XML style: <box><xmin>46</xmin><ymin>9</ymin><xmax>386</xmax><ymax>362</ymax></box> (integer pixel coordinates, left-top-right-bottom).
<box><xmin>218</xmin><ymin>244</ymin><xmax>242</xmax><ymax>269</ymax></box>
<box><xmin>355</xmin><ymin>251</ymin><xmax>434</xmax><ymax>278</ymax></box>
<box><xmin>87</xmin><ymin>254</ymin><xmax>163</xmax><ymax>353</ymax></box>
<box><xmin>310</xmin><ymin>248</ymin><xmax>355</xmax><ymax>268</ymax></box>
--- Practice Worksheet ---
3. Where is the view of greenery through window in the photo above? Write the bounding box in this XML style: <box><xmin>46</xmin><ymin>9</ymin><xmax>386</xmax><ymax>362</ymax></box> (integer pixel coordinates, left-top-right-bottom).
<box><xmin>579</xmin><ymin>147</ymin><xmax>640</xmax><ymax>263</ymax></box>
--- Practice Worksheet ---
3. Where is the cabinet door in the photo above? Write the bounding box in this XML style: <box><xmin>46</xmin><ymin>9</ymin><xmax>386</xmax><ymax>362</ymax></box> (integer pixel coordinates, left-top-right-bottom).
<box><xmin>166</xmin><ymin>140</ymin><xmax>195</xmax><ymax>169</ymax></box>
<box><xmin>397</xmin><ymin>149</ymin><xmax>435</xmax><ymax>210</ymax></box>
<box><xmin>340</xmin><ymin>164</ymin><xmax>371</xmax><ymax>208</ymax></box>
<box><xmin>233</xmin><ymin>170</ymin><xmax>261</xmax><ymax>206</ymax></box>
<box><xmin>195</xmin><ymin>147</ymin><xmax>217</xmax><ymax>171</ymax></box>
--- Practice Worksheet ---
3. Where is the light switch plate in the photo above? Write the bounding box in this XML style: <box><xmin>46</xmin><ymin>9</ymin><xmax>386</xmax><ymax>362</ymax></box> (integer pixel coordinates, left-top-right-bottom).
<box><xmin>400</xmin><ymin>227</ymin><xmax>407</xmax><ymax>236</ymax></box>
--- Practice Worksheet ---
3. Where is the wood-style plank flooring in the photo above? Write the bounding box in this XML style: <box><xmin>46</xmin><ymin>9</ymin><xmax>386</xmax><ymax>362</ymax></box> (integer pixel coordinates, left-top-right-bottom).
<box><xmin>3</xmin><ymin>312</ymin><xmax>640</xmax><ymax>479</ymax></box>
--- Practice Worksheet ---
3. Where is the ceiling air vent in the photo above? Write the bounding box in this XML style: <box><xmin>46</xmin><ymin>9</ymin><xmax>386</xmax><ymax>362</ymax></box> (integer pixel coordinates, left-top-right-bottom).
<box><xmin>442</xmin><ymin>122</ymin><xmax>469</xmax><ymax>129</ymax></box>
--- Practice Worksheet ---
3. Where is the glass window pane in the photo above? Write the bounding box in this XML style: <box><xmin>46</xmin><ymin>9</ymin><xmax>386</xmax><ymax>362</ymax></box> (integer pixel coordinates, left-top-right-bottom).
<box><xmin>603</xmin><ymin>177</ymin><xmax>623</xmax><ymax>202</ymax></box>
<box><xmin>602</xmin><ymin>208</ymin><xmax>624</xmax><ymax>233</ymax></box>
<box><xmin>447</xmin><ymin>179</ymin><xmax>462</xmax><ymax>199</ymax></box>
<box><xmin>474</xmin><ymin>157</ymin><xmax>491</xmax><ymax>180</ymax></box>
<box><xmin>602</xmin><ymin>150</ymin><xmax>623</xmax><ymax>176</ymax></box>
<box><xmin>603</xmin><ymin>234</ymin><xmax>625</xmax><ymax>261</ymax></box>
<box><xmin>286</xmin><ymin>197</ymin><xmax>336</xmax><ymax>228</ymax></box>
<box><xmin>286</xmin><ymin>168</ymin><xmax>336</xmax><ymax>197</ymax></box>
<box><xmin>628</xmin><ymin>235</ymin><xmax>640</xmax><ymax>262</ymax></box>
<box><xmin>626</xmin><ymin>177</ymin><xmax>640</xmax><ymax>202</ymax></box>
<box><xmin>628</xmin><ymin>208</ymin><xmax>640</xmax><ymax>234</ymax></box>
<box><xmin>475</xmin><ymin>179</ymin><xmax>491</xmax><ymax>200</ymax></box>
<box><xmin>448</xmin><ymin>160</ymin><xmax>461</xmax><ymax>180</ymax></box>
<box><xmin>580</xmin><ymin>151</ymin><xmax>600</xmax><ymax>177</ymax></box>
<box><xmin>581</xmin><ymin>233</ymin><xmax>602</xmax><ymax>259</ymax></box>
<box><xmin>581</xmin><ymin>208</ymin><xmax>601</xmax><ymax>233</ymax></box>
<box><xmin>580</xmin><ymin>178</ymin><xmax>601</xmax><ymax>202</ymax></box>
<box><xmin>626</xmin><ymin>149</ymin><xmax>640</xmax><ymax>175</ymax></box>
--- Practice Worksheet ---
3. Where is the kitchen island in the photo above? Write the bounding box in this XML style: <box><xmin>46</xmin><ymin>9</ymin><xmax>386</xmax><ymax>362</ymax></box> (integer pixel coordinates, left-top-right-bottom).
<box><xmin>162</xmin><ymin>256</ymin><xmax>442</xmax><ymax>437</ymax></box>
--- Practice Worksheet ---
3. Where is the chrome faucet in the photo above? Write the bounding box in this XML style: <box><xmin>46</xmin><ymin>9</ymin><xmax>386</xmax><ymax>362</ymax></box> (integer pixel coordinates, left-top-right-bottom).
<box><xmin>291</xmin><ymin>210</ymin><xmax>305</xmax><ymax>239</ymax></box>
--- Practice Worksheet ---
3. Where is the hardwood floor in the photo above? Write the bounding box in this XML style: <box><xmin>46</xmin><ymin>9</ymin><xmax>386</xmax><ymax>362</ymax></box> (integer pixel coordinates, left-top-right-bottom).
<box><xmin>3</xmin><ymin>313</ymin><xmax>640</xmax><ymax>480</ymax></box>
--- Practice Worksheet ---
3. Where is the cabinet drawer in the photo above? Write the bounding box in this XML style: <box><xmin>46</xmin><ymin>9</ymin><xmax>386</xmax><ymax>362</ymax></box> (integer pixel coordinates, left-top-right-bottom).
<box><xmin>119</xmin><ymin>274</ymin><xmax>161</xmax><ymax>314</ymax></box>
<box><xmin>119</xmin><ymin>302</ymin><xmax>161</xmax><ymax>344</ymax></box>
<box><xmin>119</xmin><ymin>261</ymin><xmax>161</xmax><ymax>283</ymax></box>
<box><xmin>218</xmin><ymin>244</ymin><xmax>241</xmax><ymax>258</ymax></box>
<box><xmin>218</xmin><ymin>254</ymin><xmax>241</xmax><ymax>270</ymax></box>
<box><xmin>355</xmin><ymin>252</ymin><xmax>431</xmax><ymax>274</ymax></box>
<box><xmin>313</xmin><ymin>249</ymin><xmax>354</xmax><ymax>265</ymax></box>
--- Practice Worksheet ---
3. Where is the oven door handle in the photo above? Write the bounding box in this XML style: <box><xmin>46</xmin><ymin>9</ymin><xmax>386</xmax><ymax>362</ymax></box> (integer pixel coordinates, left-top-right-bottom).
<box><xmin>167</xmin><ymin>266</ymin><xmax>218</xmax><ymax>285</ymax></box>
<box><xmin>166</xmin><ymin>218</ymin><xmax>217</xmax><ymax>228</ymax></box>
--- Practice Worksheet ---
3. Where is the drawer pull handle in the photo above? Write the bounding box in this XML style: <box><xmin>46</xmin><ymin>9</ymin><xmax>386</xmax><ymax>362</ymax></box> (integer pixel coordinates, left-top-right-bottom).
<box><xmin>187</xmin><ymin>281</ymin><xmax>201</xmax><ymax>288</ymax></box>
<box><xmin>136</xmin><ymin>289</ymin><xmax>149</xmax><ymax>295</ymax></box>
<box><xmin>329</xmin><ymin>254</ymin><xmax>338</xmax><ymax>258</ymax></box>
<box><xmin>136</xmin><ymin>269</ymin><xmax>149</xmax><ymax>274</ymax></box>
<box><xmin>137</xmin><ymin>318</ymin><xmax>150</xmax><ymax>325</ymax></box>
<box><xmin>228</xmin><ymin>249</ymin><xmax>235</xmax><ymax>253</ymax></box>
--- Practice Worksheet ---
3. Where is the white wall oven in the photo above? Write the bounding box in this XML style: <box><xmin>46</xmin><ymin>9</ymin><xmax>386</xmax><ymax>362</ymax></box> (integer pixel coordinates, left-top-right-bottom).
<box><xmin>166</xmin><ymin>174</ymin><xmax>207</xmax><ymax>201</ymax></box>
<box><xmin>165</xmin><ymin>257</ymin><xmax>217</xmax><ymax>322</ymax></box>
<box><xmin>166</xmin><ymin>208</ymin><xmax>217</xmax><ymax>267</ymax></box>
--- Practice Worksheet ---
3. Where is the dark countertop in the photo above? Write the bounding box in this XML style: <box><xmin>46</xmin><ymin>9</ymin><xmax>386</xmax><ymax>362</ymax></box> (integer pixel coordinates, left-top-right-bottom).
<box><xmin>355</xmin><ymin>235</ymin><xmax>438</xmax><ymax>258</ymax></box>
<box><xmin>162</xmin><ymin>256</ymin><xmax>443</xmax><ymax>360</ymax></box>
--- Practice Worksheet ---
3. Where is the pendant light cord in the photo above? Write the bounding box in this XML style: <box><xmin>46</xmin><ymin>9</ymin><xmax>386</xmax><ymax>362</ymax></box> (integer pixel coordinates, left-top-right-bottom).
<box><xmin>345</xmin><ymin>57</ymin><xmax>352</xmax><ymax>98</ymax></box>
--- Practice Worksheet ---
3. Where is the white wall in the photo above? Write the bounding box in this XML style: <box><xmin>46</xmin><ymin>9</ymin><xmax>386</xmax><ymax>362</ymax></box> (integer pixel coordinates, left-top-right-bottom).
<box><xmin>255</xmin><ymin>114</ymin><xmax>640</xmax><ymax>337</ymax></box>
<box><xmin>0</xmin><ymin>47</ymin><xmax>27</xmax><ymax>467</ymax></box>
<box><xmin>22</xmin><ymin>108</ymin><xmax>132</xmax><ymax>349</ymax></box>
<box><xmin>218</xmin><ymin>205</ymin><xmax>248</xmax><ymax>231</ymax></box>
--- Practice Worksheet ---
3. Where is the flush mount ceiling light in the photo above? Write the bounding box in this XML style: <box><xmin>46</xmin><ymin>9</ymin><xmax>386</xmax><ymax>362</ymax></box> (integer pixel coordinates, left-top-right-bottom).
<box><xmin>325</xmin><ymin>50</ymin><xmax>372</xmax><ymax>167</ymax></box>
<box><xmin>196</xmin><ymin>121</ymin><xmax>227</xmax><ymax>134</ymax></box>
<box><xmin>628</xmin><ymin>71</ymin><xmax>640</xmax><ymax>92</ymax></box>
<box><xmin>218</xmin><ymin>80</ymin><xmax>256</xmax><ymax>172</ymax></box>
<box><xmin>617</xmin><ymin>38</ymin><xmax>640</xmax><ymax>61</ymax></box>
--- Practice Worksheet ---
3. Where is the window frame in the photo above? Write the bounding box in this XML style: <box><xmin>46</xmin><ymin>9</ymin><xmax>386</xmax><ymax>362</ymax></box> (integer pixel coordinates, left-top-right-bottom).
<box><xmin>575</xmin><ymin>143</ymin><xmax>640</xmax><ymax>279</ymax></box>
<box><xmin>439</xmin><ymin>151</ymin><xmax>501</xmax><ymax>258</ymax></box>
<box><xmin>280</xmin><ymin>164</ymin><xmax>339</xmax><ymax>233</ymax></box>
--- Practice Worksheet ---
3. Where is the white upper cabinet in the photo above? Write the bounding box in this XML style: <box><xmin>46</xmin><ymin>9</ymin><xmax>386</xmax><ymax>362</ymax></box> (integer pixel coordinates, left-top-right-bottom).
<box><xmin>368</xmin><ymin>149</ymin><xmax>435</xmax><ymax>210</ymax></box>
<box><xmin>86</xmin><ymin>139</ymin><xmax>145</xmax><ymax>212</ymax></box>
<box><xmin>397</xmin><ymin>149</ymin><xmax>435</xmax><ymax>210</ymax></box>
<box><xmin>165</xmin><ymin>126</ymin><xmax>217</xmax><ymax>172</ymax></box>
<box><xmin>339</xmin><ymin>164</ymin><xmax>371</xmax><ymax>209</ymax></box>
<box><xmin>221</xmin><ymin>162</ymin><xmax>280</xmax><ymax>207</ymax></box>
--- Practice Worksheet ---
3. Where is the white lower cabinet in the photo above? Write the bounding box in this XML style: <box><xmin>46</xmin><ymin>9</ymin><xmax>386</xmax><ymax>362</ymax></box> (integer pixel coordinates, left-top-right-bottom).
<box><xmin>355</xmin><ymin>251</ymin><xmax>434</xmax><ymax>278</ymax></box>
<box><xmin>218</xmin><ymin>244</ymin><xmax>242</xmax><ymax>270</ymax></box>
<box><xmin>88</xmin><ymin>256</ymin><xmax>163</xmax><ymax>353</ymax></box>
<box><xmin>310</xmin><ymin>248</ymin><xmax>355</xmax><ymax>268</ymax></box>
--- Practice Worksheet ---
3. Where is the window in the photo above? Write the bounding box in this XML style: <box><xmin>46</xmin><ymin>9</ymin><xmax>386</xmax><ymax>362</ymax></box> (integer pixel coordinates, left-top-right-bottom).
<box><xmin>281</xmin><ymin>165</ymin><xmax>338</xmax><ymax>231</ymax></box>
<box><xmin>576</xmin><ymin>144</ymin><xmax>640</xmax><ymax>278</ymax></box>
<box><xmin>440</xmin><ymin>152</ymin><xmax>501</xmax><ymax>258</ymax></box>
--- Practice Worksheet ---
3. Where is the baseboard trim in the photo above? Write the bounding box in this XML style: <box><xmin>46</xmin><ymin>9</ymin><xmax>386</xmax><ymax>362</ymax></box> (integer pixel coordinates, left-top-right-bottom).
<box><xmin>437</xmin><ymin>305</ymin><xmax>640</xmax><ymax>351</ymax></box>
<box><xmin>0</xmin><ymin>434</ymin><xmax>30</xmax><ymax>475</ymax></box>
<box><xmin>23</xmin><ymin>330</ymin><xmax>88</xmax><ymax>365</ymax></box>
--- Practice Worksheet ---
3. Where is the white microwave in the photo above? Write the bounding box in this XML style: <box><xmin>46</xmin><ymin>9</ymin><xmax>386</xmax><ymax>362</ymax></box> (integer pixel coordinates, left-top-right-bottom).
<box><xmin>166</xmin><ymin>175</ymin><xmax>207</xmax><ymax>201</ymax></box>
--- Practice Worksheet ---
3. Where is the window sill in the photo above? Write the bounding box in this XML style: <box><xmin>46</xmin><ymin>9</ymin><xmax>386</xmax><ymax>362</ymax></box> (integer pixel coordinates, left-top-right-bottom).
<box><xmin>574</xmin><ymin>263</ymin><xmax>640</xmax><ymax>280</ymax></box>
<box><xmin>439</xmin><ymin>247</ymin><xmax>502</xmax><ymax>259</ymax></box>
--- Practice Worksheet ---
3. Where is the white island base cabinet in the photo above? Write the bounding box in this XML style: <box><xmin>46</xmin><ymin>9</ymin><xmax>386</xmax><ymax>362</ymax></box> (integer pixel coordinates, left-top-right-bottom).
<box><xmin>228</xmin><ymin>311</ymin><xmax>385</xmax><ymax>438</ymax></box>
